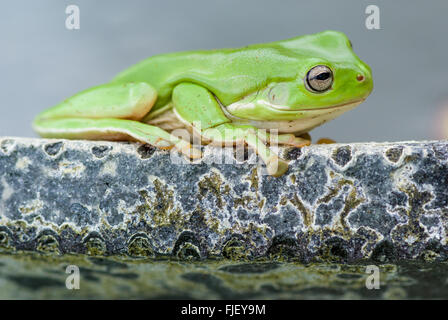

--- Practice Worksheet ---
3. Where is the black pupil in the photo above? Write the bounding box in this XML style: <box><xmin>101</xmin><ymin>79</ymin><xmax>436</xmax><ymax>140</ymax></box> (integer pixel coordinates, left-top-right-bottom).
<box><xmin>315</xmin><ymin>72</ymin><xmax>330</xmax><ymax>81</ymax></box>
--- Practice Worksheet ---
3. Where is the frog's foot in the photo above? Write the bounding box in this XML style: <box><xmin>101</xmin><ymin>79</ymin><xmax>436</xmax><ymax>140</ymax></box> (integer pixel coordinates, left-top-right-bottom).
<box><xmin>265</xmin><ymin>154</ymin><xmax>289</xmax><ymax>177</ymax></box>
<box><xmin>173</xmin><ymin>138</ymin><xmax>202</xmax><ymax>159</ymax></box>
<box><xmin>280</xmin><ymin>134</ymin><xmax>311</xmax><ymax>147</ymax></box>
<box><xmin>316</xmin><ymin>137</ymin><xmax>337</xmax><ymax>144</ymax></box>
<box><xmin>274</xmin><ymin>133</ymin><xmax>311</xmax><ymax>147</ymax></box>
<box><xmin>202</xmin><ymin>123</ymin><xmax>289</xmax><ymax>177</ymax></box>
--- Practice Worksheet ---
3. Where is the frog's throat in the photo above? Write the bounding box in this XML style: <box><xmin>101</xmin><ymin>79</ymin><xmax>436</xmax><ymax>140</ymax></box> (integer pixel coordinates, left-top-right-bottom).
<box><xmin>227</xmin><ymin>98</ymin><xmax>365</xmax><ymax>113</ymax></box>
<box><xmin>221</xmin><ymin>99</ymin><xmax>364</xmax><ymax>134</ymax></box>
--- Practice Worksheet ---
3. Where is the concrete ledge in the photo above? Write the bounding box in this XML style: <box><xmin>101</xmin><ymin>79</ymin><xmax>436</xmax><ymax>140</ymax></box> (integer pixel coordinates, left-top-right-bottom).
<box><xmin>0</xmin><ymin>137</ymin><xmax>447</xmax><ymax>262</ymax></box>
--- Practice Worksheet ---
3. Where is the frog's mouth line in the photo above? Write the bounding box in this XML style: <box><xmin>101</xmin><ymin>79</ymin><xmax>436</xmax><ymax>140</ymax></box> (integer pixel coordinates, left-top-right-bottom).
<box><xmin>260</xmin><ymin>98</ymin><xmax>366</xmax><ymax>112</ymax></box>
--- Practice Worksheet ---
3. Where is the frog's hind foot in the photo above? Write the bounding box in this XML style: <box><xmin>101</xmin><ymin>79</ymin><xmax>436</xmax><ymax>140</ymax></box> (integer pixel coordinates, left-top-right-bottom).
<box><xmin>277</xmin><ymin>134</ymin><xmax>311</xmax><ymax>148</ymax></box>
<box><xmin>258</xmin><ymin>131</ymin><xmax>311</xmax><ymax>148</ymax></box>
<box><xmin>174</xmin><ymin>139</ymin><xmax>202</xmax><ymax>160</ymax></box>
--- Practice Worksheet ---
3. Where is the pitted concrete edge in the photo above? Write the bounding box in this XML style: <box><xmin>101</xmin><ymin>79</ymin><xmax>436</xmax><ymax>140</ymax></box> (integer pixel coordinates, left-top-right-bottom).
<box><xmin>0</xmin><ymin>137</ymin><xmax>447</xmax><ymax>262</ymax></box>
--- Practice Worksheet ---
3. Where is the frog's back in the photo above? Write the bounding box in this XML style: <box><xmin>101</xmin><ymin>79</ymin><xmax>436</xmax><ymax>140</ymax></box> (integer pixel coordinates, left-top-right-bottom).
<box><xmin>112</xmin><ymin>42</ymin><xmax>301</xmax><ymax>109</ymax></box>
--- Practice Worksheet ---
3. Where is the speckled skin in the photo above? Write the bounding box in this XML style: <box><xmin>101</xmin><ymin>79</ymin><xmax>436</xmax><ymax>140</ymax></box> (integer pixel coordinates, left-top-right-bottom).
<box><xmin>0</xmin><ymin>137</ymin><xmax>447</xmax><ymax>262</ymax></box>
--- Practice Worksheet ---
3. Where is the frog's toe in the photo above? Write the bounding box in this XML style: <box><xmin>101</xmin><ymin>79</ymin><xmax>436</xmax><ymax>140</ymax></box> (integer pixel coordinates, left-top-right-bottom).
<box><xmin>178</xmin><ymin>141</ymin><xmax>202</xmax><ymax>159</ymax></box>
<box><xmin>266</xmin><ymin>156</ymin><xmax>289</xmax><ymax>177</ymax></box>
<box><xmin>189</xmin><ymin>147</ymin><xmax>203</xmax><ymax>159</ymax></box>
<box><xmin>277</xmin><ymin>134</ymin><xmax>311</xmax><ymax>148</ymax></box>
<box><xmin>153</xmin><ymin>137</ymin><xmax>174</xmax><ymax>149</ymax></box>
<box><xmin>288</xmin><ymin>136</ymin><xmax>311</xmax><ymax>148</ymax></box>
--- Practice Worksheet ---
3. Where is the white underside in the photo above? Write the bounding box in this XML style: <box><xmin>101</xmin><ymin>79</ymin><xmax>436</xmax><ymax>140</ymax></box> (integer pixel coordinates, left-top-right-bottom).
<box><xmin>143</xmin><ymin>99</ymin><xmax>363</xmax><ymax>136</ymax></box>
<box><xmin>222</xmin><ymin>100</ymin><xmax>363</xmax><ymax>134</ymax></box>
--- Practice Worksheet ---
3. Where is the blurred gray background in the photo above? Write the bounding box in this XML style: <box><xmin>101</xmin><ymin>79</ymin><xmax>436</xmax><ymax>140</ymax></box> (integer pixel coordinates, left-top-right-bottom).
<box><xmin>1</xmin><ymin>0</ymin><xmax>447</xmax><ymax>142</ymax></box>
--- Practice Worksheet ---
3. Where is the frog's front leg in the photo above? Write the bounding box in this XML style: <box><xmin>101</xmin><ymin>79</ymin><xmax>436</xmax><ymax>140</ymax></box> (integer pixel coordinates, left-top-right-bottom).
<box><xmin>172</xmin><ymin>82</ymin><xmax>289</xmax><ymax>176</ymax></box>
<box><xmin>33</xmin><ymin>82</ymin><xmax>201</xmax><ymax>159</ymax></box>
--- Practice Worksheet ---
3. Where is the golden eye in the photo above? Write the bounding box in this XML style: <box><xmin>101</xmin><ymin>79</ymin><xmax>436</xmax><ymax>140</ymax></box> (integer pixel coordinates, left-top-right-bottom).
<box><xmin>305</xmin><ymin>65</ymin><xmax>333</xmax><ymax>93</ymax></box>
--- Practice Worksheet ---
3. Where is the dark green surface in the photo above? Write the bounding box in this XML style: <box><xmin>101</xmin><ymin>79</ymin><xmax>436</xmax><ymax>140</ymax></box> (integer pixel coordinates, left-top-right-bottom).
<box><xmin>0</xmin><ymin>252</ymin><xmax>446</xmax><ymax>299</ymax></box>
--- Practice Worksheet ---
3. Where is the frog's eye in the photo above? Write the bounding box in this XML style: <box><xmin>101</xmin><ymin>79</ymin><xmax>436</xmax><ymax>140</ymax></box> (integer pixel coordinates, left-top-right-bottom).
<box><xmin>305</xmin><ymin>65</ymin><xmax>333</xmax><ymax>93</ymax></box>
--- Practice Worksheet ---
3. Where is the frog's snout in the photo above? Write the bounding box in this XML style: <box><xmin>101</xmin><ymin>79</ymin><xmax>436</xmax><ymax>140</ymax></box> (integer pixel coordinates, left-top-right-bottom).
<box><xmin>355</xmin><ymin>65</ymin><xmax>370</xmax><ymax>83</ymax></box>
<box><xmin>354</xmin><ymin>63</ymin><xmax>373</xmax><ymax>95</ymax></box>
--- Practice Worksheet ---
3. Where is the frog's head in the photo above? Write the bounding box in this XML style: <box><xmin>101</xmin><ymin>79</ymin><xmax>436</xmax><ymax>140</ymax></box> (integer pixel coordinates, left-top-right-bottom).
<box><xmin>225</xmin><ymin>31</ymin><xmax>373</xmax><ymax>130</ymax></box>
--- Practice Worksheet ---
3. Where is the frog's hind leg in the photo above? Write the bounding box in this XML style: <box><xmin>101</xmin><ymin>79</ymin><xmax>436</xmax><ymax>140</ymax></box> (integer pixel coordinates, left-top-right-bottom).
<box><xmin>34</xmin><ymin>118</ymin><xmax>200</xmax><ymax>158</ymax></box>
<box><xmin>35</xmin><ymin>82</ymin><xmax>159</xmax><ymax>122</ymax></box>
<box><xmin>33</xmin><ymin>82</ymin><xmax>201</xmax><ymax>159</ymax></box>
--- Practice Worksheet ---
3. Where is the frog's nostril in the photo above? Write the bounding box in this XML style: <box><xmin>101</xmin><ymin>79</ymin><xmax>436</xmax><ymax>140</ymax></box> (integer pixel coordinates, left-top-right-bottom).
<box><xmin>356</xmin><ymin>74</ymin><xmax>365</xmax><ymax>82</ymax></box>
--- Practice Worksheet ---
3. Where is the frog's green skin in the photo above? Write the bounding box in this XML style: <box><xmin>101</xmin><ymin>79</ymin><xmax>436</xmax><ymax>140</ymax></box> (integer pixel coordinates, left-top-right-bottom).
<box><xmin>33</xmin><ymin>30</ymin><xmax>373</xmax><ymax>176</ymax></box>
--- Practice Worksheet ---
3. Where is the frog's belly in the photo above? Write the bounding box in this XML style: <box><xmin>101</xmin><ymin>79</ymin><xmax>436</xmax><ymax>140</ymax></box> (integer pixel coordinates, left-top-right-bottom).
<box><xmin>144</xmin><ymin>108</ymin><xmax>187</xmax><ymax>131</ymax></box>
<box><xmin>224</xmin><ymin>101</ymin><xmax>361</xmax><ymax>134</ymax></box>
<box><xmin>145</xmin><ymin>100</ymin><xmax>361</xmax><ymax>135</ymax></box>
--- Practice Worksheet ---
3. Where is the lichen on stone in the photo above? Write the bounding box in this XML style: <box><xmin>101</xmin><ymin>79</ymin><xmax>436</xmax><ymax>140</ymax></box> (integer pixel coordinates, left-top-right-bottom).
<box><xmin>0</xmin><ymin>137</ymin><xmax>446</xmax><ymax>262</ymax></box>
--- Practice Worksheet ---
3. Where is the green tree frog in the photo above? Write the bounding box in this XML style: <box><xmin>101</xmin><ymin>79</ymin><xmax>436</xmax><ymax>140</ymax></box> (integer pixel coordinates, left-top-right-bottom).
<box><xmin>33</xmin><ymin>30</ymin><xmax>373</xmax><ymax>176</ymax></box>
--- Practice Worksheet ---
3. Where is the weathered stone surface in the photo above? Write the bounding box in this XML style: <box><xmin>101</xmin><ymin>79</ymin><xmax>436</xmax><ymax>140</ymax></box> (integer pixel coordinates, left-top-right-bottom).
<box><xmin>0</xmin><ymin>137</ymin><xmax>447</xmax><ymax>262</ymax></box>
